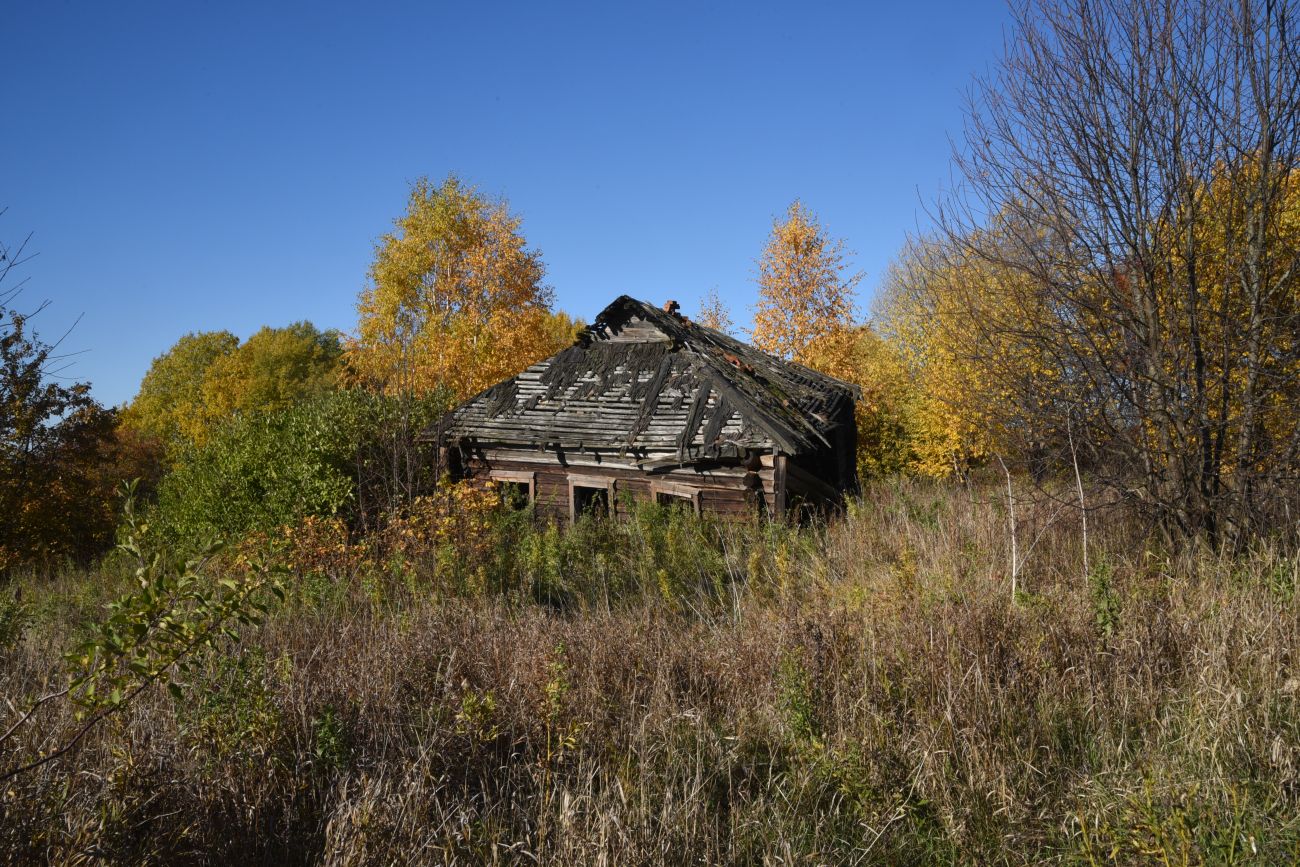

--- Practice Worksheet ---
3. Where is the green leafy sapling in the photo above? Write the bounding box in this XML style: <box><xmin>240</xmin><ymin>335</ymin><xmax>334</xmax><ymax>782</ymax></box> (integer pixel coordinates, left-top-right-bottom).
<box><xmin>0</xmin><ymin>480</ymin><xmax>285</xmax><ymax>783</ymax></box>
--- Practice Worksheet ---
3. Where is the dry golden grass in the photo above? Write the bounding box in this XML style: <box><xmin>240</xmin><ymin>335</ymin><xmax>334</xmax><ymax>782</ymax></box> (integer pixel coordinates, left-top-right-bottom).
<box><xmin>1</xmin><ymin>480</ymin><xmax>1298</xmax><ymax>864</ymax></box>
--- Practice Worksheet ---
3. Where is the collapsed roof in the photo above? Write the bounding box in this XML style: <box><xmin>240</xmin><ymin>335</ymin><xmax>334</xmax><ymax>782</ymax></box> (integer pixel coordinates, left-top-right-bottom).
<box><xmin>432</xmin><ymin>295</ymin><xmax>859</xmax><ymax>462</ymax></box>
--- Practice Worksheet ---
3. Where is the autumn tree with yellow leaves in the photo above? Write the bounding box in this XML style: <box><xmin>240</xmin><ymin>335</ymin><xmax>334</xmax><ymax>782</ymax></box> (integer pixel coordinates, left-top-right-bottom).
<box><xmin>123</xmin><ymin>323</ymin><xmax>342</xmax><ymax>452</ymax></box>
<box><xmin>842</xmin><ymin>325</ymin><xmax>917</xmax><ymax>479</ymax></box>
<box><xmin>349</xmin><ymin>175</ymin><xmax>574</xmax><ymax>401</ymax></box>
<box><xmin>751</xmin><ymin>201</ymin><xmax>861</xmax><ymax>376</ymax></box>
<box><xmin>876</xmin><ymin>226</ymin><xmax>1073</xmax><ymax>479</ymax></box>
<box><xmin>694</xmin><ymin>288</ymin><xmax>734</xmax><ymax>335</ymax></box>
<box><xmin>121</xmin><ymin>330</ymin><xmax>240</xmax><ymax>449</ymax></box>
<box><xmin>199</xmin><ymin>322</ymin><xmax>342</xmax><ymax>426</ymax></box>
<box><xmin>750</xmin><ymin>201</ymin><xmax>917</xmax><ymax>476</ymax></box>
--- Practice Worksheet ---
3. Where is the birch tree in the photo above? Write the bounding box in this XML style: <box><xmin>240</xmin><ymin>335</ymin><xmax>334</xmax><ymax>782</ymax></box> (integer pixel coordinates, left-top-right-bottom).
<box><xmin>350</xmin><ymin>175</ymin><xmax>570</xmax><ymax>401</ymax></box>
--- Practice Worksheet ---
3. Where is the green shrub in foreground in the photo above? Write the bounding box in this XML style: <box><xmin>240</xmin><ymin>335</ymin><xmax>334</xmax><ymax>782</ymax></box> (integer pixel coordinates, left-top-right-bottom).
<box><xmin>149</xmin><ymin>389</ymin><xmax>449</xmax><ymax>549</ymax></box>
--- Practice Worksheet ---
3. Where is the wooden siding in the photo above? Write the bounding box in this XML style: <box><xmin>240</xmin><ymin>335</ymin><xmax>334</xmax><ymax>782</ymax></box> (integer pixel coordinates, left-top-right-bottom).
<box><xmin>458</xmin><ymin>448</ymin><xmax>766</xmax><ymax>522</ymax></box>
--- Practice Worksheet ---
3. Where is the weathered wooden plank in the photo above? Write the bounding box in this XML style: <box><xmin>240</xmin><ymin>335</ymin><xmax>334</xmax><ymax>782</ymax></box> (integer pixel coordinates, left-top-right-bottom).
<box><xmin>478</xmin><ymin>459</ymin><xmax>756</xmax><ymax>488</ymax></box>
<box><xmin>474</xmin><ymin>448</ymin><xmax>767</xmax><ymax>478</ymax></box>
<box><xmin>598</xmin><ymin>317</ymin><xmax>672</xmax><ymax>342</ymax></box>
<box><xmin>461</xmin><ymin>386</ymin><xmax>738</xmax><ymax>412</ymax></box>
<box><xmin>458</xmin><ymin>427</ymin><xmax>768</xmax><ymax>452</ymax></box>
<box><xmin>773</xmin><ymin>454</ymin><xmax>788</xmax><ymax>517</ymax></box>
<box><xmin>465</xmin><ymin>452</ymin><xmax>759</xmax><ymax>499</ymax></box>
<box><xmin>452</xmin><ymin>408</ymin><xmax>748</xmax><ymax>428</ymax></box>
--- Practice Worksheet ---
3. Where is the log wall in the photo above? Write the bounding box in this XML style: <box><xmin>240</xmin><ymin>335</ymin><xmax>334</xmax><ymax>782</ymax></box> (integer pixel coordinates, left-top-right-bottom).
<box><xmin>454</xmin><ymin>446</ymin><xmax>772</xmax><ymax>522</ymax></box>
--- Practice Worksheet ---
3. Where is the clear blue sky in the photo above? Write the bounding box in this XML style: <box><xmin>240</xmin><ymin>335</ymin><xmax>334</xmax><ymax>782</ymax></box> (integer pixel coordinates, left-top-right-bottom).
<box><xmin>3</xmin><ymin>1</ymin><xmax>1008</xmax><ymax>408</ymax></box>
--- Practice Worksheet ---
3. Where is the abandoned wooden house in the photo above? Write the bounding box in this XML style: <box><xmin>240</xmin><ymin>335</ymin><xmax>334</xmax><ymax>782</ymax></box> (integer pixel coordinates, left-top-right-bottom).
<box><xmin>428</xmin><ymin>295</ymin><xmax>860</xmax><ymax>521</ymax></box>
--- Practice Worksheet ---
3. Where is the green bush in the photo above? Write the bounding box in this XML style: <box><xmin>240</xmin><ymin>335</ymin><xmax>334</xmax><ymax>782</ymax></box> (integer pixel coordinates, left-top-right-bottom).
<box><xmin>476</xmin><ymin>499</ymin><xmax>746</xmax><ymax>610</ymax></box>
<box><xmin>0</xmin><ymin>591</ymin><xmax>30</xmax><ymax>650</ymax></box>
<box><xmin>150</xmin><ymin>389</ymin><xmax>449</xmax><ymax>548</ymax></box>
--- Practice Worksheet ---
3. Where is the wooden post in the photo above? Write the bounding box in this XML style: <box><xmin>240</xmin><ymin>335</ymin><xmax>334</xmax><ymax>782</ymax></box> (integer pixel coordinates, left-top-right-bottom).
<box><xmin>997</xmin><ymin>454</ymin><xmax>1018</xmax><ymax>600</ymax></box>
<box><xmin>773</xmin><ymin>453</ymin><xmax>788</xmax><ymax>519</ymax></box>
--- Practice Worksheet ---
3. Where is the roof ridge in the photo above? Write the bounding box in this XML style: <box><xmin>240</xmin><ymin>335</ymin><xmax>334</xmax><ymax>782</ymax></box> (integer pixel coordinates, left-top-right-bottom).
<box><xmin>594</xmin><ymin>295</ymin><xmax>859</xmax><ymax>395</ymax></box>
<box><xmin>590</xmin><ymin>296</ymin><xmax>855</xmax><ymax>452</ymax></box>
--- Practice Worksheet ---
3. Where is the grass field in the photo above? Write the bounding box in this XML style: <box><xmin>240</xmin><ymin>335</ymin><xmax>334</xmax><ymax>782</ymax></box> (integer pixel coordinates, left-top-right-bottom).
<box><xmin>2</xmin><ymin>480</ymin><xmax>1298</xmax><ymax>864</ymax></box>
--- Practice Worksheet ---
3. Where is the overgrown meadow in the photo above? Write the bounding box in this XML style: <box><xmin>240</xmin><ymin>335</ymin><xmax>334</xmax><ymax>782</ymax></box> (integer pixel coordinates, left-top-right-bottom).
<box><xmin>4</xmin><ymin>0</ymin><xmax>1300</xmax><ymax>862</ymax></box>
<box><xmin>3</xmin><ymin>480</ymin><xmax>1298</xmax><ymax>865</ymax></box>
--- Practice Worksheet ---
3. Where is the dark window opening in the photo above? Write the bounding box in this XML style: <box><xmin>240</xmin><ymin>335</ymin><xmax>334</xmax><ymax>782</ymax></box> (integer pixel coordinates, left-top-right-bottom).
<box><xmin>499</xmin><ymin>481</ymin><xmax>531</xmax><ymax>510</ymax></box>
<box><xmin>656</xmin><ymin>491</ymin><xmax>696</xmax><ymax>513</ymax></box>
<box><xmin>573</xmin><ymin>485</ymin><xmax>610</xmax><ymax>518</ymax></box>
<box><xmin>788</xmin><ymin>493</ymin><xmax>817</xmax><ymax>526</ymax></box>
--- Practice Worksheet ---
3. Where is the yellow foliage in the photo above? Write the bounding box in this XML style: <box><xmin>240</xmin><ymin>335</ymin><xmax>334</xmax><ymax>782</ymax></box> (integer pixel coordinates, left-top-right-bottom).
<box><xmin>378</xmin><ymin>482</ymin><xmax>501</xmax><ymax>563</ymax></box>
<box><xmin>878</xmin><ymin>234</ymin><xmax>1061</xmax><ymax>477</ymax></box>
<box><xmin>878</xmin><ymin>161</ymin><xmax>1300</xmax><ymax>485</ymax></box>
<box><xmin>751</xmin><ymin>201</ymin><xmax>861</xmax><ymax>366</ymax></box>
<box><xmin>841</xmin><ymin>327</ymin><xmax>917</xmax><ymax>478</ymax></box>
<box><xmin>123</xmin><ymin>324</ymin><xmax>341</xmax><ymax>452</ymax></box>
<box><xmin>197</xmin><ymin>322</ymin><xmax>341</xmax><ymax>435</ymax></box>
<box><xmin>121</xmin><ymin>331</ymin><xmax>239</xmax><ymax>449</ymax></box>
<box><xmin>694</xmin><ymin>288</ymin><xmax>734</xmax><ymax>334</ymax></box>
<box><xmin>280</xmin><ymin>515</ymin><xmax>360</xmax><ymax>578</ymax></box>
<box><xmin>278</xmin><ymin>481</ymin><xmax>503</xmax><ymax>580</ymax></box>
<box><xmin>748</xmin><ymin>201</ymin><xmax>920</xmax><ymax>478</ymax></box>
<box><xmin>349</xmin><ymin>175</ymin><xmax>574</xmax><ymax>400</ymax></box>
<box><xmin>750</xmin><ymin>201</ymin><xmax>920</xmax><ymax>476</ymax></box>
<box><xmin>1152</xmin><ymin>162</ymin><xmax>1300</xmax><ymax>478</ymax></box>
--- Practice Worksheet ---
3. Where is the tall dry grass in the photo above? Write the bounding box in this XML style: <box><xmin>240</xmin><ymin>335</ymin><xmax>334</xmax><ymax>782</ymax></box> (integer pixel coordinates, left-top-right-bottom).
<box><xmin>1</xmin><ymin>480</ymin><xmax>1298</xmax><ymax>864</ymax></box>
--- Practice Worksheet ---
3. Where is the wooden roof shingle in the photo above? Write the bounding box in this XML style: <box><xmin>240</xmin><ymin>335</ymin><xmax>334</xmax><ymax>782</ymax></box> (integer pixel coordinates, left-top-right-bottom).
<box><xmin>431</xmin><ymin>295</ymin><xmax>859</xmax><ymax>461</ymax></box>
